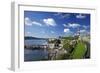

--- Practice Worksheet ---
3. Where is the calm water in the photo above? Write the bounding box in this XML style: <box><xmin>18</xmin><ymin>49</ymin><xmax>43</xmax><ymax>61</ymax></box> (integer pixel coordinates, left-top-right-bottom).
<box><xmin>24</xmin><ymin>39</ymin><xmax>48</xmax><ymax>61</ymax></box>
<box><xmin>24</xmin><ymin>39</ymin><xmax>48</xmax><ymax>46</ymax></box>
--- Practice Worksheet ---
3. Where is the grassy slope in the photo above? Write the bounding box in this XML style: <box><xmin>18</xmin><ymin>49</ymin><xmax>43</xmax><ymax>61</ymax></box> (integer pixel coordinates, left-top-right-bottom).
<box><xmin>70</xmin><ymin>41</ymin><xmax>87</xmax><ymax>59</ymax></box>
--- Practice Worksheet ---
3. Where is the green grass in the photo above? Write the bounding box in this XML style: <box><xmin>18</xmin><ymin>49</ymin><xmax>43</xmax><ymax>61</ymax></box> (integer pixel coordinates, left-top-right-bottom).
<box><xmin>62</xmin><ymin>36</ymin><xmax>75</xmax><ymax>40</ymax></box>
<box><xmin>70</xmin><ymin>41</ymin><xmax>87</xmax><ymax>59</ymax></box>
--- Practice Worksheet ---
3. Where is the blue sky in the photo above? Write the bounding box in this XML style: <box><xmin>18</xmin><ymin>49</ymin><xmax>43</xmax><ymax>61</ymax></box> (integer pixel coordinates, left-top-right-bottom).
<box><xmin>24</xmin><ymin>11</ymin><xmax>90</xmax><ymax>38</ymax></box>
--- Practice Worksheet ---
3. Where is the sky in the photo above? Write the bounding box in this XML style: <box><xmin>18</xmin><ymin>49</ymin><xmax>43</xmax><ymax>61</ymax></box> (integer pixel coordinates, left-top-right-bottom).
<box><xmin>24</xmin><ymin>11</ymin><xmax>90</xmax><ymax>38</ymax></box>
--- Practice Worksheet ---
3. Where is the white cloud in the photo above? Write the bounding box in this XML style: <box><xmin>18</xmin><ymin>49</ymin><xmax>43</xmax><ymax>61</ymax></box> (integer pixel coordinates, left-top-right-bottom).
<box><xmin>25</xmin><ymin>17</ymin><xmax>42</xmax><ymax>26</ymax></box>
<box><xmin>61</xmin><ymin>14</ymin><xmax>70</xmax><ymax>18</ymax></box>
<box><xmin>79</xmin><ymin>29</ymin><xmax>90</xmax><ymax>36</ymax></box>
<box><xmin>54</xmin><ymin>13</ymin><xmax>70</xmax><ymax>19</ymax></box>
<box><xmin>76</xmin><ymin>14</ymin><xmax>86</xmax><ymax>19</ymax></box>
<box><xmin>80</xmin><ymin>30</ymin><xmax>86</xmax><ymax>33</ymax></box>
<box><xmin>32</xmin><ymin>21</ymin><xmax>42</xmax><ymax>26</ymax></box>
<box><xmin>64</xmin><ymin>28</ymin><xmax>70</xmax><ymax>33</ymax></box>
<box><xmin>64</xmin><ymin>28</ymin><xmax>73</xmax><ymax>36</ymax></box>
<box><xmin>43</xmin><ymin>18</ymin><xmax>56</xmax><ymax>26</ymax></box>
<box><xmin>63</xmin><ymin>24</ymin><xmax>68</xmax><ymax>27</ymax></box>
<box><xmin>83</xmin><ymin>25</ymin><xmax>89</xmax><ymax>29</ymax></box>
<box><xmin>25</xmin><ymin>17</ymin><xmax>32</xmax><ymax>26</ymax></box>
<box><xmin>68</xmin><ymin>23</ymin><xmax>80</xmax><ymax>28</ymax></box>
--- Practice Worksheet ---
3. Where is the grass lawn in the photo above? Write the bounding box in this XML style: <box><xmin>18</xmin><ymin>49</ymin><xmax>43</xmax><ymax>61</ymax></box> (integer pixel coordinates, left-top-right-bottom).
<box><xmin>70</xmin><ymin>41</ymin><xmax>87</xmax><ymax>59</ymax></box>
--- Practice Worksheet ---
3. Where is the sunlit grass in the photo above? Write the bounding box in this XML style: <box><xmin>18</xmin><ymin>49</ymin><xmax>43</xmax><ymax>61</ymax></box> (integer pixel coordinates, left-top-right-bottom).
<box><xmin>70</xmin><ymin>41</ymin><xmax>87</xmax><ymax>59</ymax></box>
